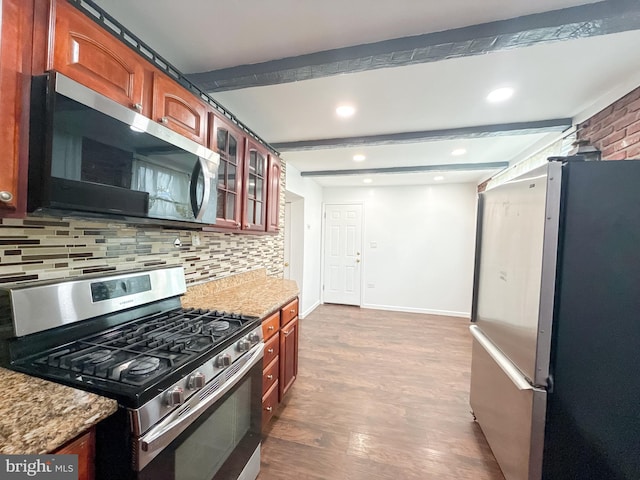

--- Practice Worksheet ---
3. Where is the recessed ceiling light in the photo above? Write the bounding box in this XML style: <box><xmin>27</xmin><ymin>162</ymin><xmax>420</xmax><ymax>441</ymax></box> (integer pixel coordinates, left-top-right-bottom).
<box><xmin>487</xmin><ymin>87</ymin><xmax>514</xmax><ymax>103</ymax></box>
<box><xmin>451</xmin><ymin>148</ymin><xmax>467</xmax><ymax>156</ymax></box>
<box><xmin>363</xmin><ymin>178</ymin><xmax>373</xmax><ymax>184</ymax></box>
<box><xmin>353</xmin><ymin>154</ymin><xmax>366</xmax><ymax>162</ymax></box>
<box><xmin>336</xmin><ymin>105</ymin><xmax>356</xmax><ymax>118</ymax></box>
<box><xmin>434</xmin><ymin>175</ymin><xmax>445</xmax><ymax>181</ymax></box>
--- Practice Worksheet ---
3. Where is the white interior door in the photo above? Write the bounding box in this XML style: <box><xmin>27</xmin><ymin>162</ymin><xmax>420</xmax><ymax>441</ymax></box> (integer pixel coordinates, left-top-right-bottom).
<box><xmin>323</xmin><ymin>204</ymin><xmax>363</xmax><ymax>306</ymax></box>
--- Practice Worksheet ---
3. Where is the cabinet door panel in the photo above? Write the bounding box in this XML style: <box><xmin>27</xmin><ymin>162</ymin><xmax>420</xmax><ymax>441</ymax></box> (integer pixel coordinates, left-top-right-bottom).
<box><xmin>0</xmin><ymin>0</ymin><xmax>33</xmax><ymax>216</ymax></box>
<box><xmin>242</xmin><ymin>140</ymin><xmax>268</xmax><ymax>231</ymax></box>
<box><xmin>54</xmin><ymin>429</ymin><xmax>95</xmax><ymax>480</ymax></box>
<box><xmin>152</xmin><ymin>73</ymin><xmax>207</xmax><ymax>144</ymax></box>
<box><xmin>266</xmin><ymin>154</ymin><xmax>281</xmax><ymax>233</ymax></box>
<box><xmin>210</xmin><ymin>113</ymin><xmax>244</xmax><ymax>229</ymax></box>
<box><xmin>279</xmin><ymin>317</ymin><xmax>299</xmax><ymax>400</ymax></box>
<box><xmin>53</xmin><ymin>1</ymin><xmax>144</xmax><ymax>110</ymax></box>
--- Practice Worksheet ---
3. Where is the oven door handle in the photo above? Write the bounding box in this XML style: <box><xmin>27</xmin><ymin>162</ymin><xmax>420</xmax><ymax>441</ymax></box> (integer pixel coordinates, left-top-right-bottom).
<box><xmin>138</xmin><ymin>342</ymin><xmax>264</xmax><ymax>468</ymax></box>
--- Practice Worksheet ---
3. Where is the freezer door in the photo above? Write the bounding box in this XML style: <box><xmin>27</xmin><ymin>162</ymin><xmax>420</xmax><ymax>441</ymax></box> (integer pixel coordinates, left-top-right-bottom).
<box><xmin>472</xmin><ymin>162</ymin><xmax>561</xmax><ymax>386</ymax></box>
<box><xmin>470</xmin><ymin>326</ymin><xmax>546</xmax><ymax>480</ymax></box>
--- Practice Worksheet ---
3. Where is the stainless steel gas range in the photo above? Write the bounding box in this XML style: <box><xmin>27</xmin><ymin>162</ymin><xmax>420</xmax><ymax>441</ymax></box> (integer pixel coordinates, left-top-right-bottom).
<box><xmin>0</xmin><ymin>267</ymin><xmax>263</xmax><ymax>480</ymax></box>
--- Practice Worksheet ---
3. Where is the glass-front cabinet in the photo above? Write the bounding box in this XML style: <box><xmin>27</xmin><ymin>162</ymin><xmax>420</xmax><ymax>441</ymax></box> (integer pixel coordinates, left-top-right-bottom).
<box><xmin>242</xmin><ymin>140</ymin><xmax>268</xmax><ymax>232</ymax></box>
<box><xmin>210</xmin><ymin>114</ymin><xmax>244</xmax><ymax>230</ymax></box>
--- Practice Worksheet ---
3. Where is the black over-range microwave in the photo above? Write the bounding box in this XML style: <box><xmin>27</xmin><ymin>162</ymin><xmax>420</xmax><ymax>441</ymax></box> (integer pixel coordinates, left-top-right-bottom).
<box><xmin>28</xmin><ymin>72</ymin><xmax>220</xmax><ymax>226</ymax></box>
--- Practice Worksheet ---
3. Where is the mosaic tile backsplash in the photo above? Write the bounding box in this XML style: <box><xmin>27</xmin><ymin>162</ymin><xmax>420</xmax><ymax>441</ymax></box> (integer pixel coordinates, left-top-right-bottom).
<box><xmin>0</xmin><ymin>165</ymin><xmax>286</xmax><ymax>287</ymax></box>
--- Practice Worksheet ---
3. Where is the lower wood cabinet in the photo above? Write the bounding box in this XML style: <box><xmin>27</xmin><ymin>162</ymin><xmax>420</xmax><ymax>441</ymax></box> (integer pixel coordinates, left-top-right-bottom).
<box><xmin>53</xmin><ymin>428</ymin><xmax>95</xmax><ymax>480</ymax></box>
<box><xmin>261</xmin><ymin>297</ymin><xmax>299</xmax><ymax>432</ymax></box>
<box><xmin>279</xmin><ymin>316</ymin><xmax>299</xmax><ymax>400</ymax></box>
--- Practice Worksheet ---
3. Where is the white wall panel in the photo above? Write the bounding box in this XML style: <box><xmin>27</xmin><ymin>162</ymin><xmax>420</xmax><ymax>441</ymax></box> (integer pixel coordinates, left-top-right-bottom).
<box><xmin>323</xmin><ymin>183</ymin><xmax>477</xmax><ymax>317</ymax></box>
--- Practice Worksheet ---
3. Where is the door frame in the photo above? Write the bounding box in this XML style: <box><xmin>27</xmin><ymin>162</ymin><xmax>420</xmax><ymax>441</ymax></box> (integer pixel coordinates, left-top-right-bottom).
<box><xmin>320</xmin><ymin>202</ymin><xmax>365</xmax><ymax>307</ymax></box>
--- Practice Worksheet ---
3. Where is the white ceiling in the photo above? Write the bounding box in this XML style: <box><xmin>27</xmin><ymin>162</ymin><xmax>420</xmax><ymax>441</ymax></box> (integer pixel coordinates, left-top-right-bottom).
<box><xmin>94</xmin><ymin>0</ymin><xmax>600</xmax><ymax>72</ymax></box>
<box><xmin>213</xmin><ymin>31</ymin><xmax>640</xmax><ymax>142</ymax></box>
<box><xmin>94</xmin><ymin>0</ymin><xmax>640</xmax><ymax>188</ymax></box>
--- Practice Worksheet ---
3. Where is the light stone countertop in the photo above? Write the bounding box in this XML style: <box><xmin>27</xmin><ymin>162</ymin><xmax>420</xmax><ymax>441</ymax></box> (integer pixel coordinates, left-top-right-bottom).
<box><xmin>181</xmin><ymin>269</ymin><xmax>299</xmax><ymax>318</ymax></box>
<box><xmin>0</xmin><ymin>367</ymin><xmax>118</xmax><ymax>454</ymax></box>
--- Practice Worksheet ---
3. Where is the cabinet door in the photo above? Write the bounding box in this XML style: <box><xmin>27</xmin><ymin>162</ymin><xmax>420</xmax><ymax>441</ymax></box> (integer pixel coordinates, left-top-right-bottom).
<box><xmin>152</xmin><ymin>73</ymin><xmax>207</xmax><ymax>145</ymax></box>
<box><xmin>0</xmin><ymin>0</ymin><xmax>33</xmax><ymax>216</ymax></box>
<box><xmin>279</xmin><ymin>316</ymin><xmax>299</xmax><ymax>400</ymax></box>
<box><xmin>210</xmin><ymin>113</ymin><xmax>243</xmax><ymax>229</ymax></box>
<box><xmin>242</xmin><ymin>140</ymin><xmax>268</xmax><ymax>232</ymax></box>
<box><xmin>54</xmin><ymin>429</ymin><xmax>95</xmax><ymax>480</ymax></box>
<box><xmin>266</xmin><ymin>154</ymin><xmax>281</xmax><ymax>233</ymax></box>
<box><xmin>52</xmin><ymin>0</ymin><xmax>145</xmax><ymax>111</ymax></box>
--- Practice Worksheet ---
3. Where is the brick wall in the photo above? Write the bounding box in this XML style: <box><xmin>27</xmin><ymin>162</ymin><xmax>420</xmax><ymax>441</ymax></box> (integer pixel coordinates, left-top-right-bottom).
<box><xmin>577</xmin><ymin>87</ymin><xmax>640</xmax><ymax>160</ymax></box>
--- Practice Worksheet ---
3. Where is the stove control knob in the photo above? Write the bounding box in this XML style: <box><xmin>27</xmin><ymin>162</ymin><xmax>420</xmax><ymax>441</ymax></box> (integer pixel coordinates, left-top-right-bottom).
<box><xmin>165</xmin><ymin>387</ymin><xmax>184</xmax><ymax>407</ymax></box>
<box><xmin>247</xmin><ymin>332</ymin><xmax>260</xmax><ymax>345</ymax></box>
<box><xmin>236</xmin><ymin>339</ymin><xmax>251</xmax><ymax>352</ymax></box>
<box><xmin>188</xmin><ymin>372</ymin><xmax>206</xmax><ymax>390</ymax></box>
<box><xmin>215</xmin><ymin>354</ymin><xmax>232</xmax><ymax>368</ymax></box>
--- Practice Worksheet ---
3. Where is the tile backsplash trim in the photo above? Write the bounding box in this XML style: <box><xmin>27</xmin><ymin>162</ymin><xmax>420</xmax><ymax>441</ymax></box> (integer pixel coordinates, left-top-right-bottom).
<box><xmin>0</xmin><ymin>165</ymin><xmax>286</xmax><ymax>286</ymax></box>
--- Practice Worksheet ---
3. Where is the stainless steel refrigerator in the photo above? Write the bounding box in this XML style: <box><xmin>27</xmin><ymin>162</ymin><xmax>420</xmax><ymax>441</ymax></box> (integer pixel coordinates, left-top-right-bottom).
<box><xmin>470</xmin><ymin>157</ymin><xmax>640</xmax><ymax>480</ymax></box>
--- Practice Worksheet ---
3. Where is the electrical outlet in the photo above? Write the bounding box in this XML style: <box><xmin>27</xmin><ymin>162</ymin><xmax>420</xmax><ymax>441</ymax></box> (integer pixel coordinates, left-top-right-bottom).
<box><xmin>370</xmin><ymin>241</ymin><xmax>377</xmax><ymax>248</ymax></box>
<box><xmin>191</xmin><ymin>232</ymin><xmax>201</xmax><ymax>246</ymax></box>
<box><xmin>367</xmin><ymin>283</ymin><xmax>375</xmax><ymax>288</ymax></box>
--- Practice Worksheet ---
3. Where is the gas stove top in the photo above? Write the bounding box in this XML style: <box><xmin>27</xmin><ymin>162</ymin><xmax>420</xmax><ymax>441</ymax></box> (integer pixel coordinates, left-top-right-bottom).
<box><xmin>0</xmin><ymin>267</ymin><xmax>261</xmax><ymax>408</ymax></box>
<box><xmin>20</xmin><ymin>308</ymin><xmax>258</xmax><ymax>399</ymax></box>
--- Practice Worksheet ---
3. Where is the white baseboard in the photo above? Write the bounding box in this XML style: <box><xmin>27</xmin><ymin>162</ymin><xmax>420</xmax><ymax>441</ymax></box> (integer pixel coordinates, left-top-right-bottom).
<box><xmin>361</xmin><ymin>303</ymin><xmax>470</xmax><ymax>319</ymax></box>
<box><xmin>300</xmin><ymin>300</ymin><xmax>321</xmax><ymax>319</ymax></box>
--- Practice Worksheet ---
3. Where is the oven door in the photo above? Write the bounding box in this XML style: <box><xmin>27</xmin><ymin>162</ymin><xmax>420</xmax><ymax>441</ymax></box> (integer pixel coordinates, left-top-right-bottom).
<box><xmin>137</xmin><ymin>343</ymin><xmax>263</xmax><ymax>480</ymax></box>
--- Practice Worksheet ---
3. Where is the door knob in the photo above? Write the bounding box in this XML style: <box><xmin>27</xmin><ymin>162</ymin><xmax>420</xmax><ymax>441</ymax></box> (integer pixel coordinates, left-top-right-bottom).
<box><xmin>284</xmin><ymin>262</ymin><xmax>290</xmax><ymax>267</ymax></box>
<box><xmin>356</xmin><ymin>259</ymin><xmax>361</xmax><ymax>263</ymax></box>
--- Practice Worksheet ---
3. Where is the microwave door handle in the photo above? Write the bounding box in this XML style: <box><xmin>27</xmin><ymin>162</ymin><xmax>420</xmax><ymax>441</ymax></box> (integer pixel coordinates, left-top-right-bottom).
<box><xmin>190</xmin><ymin>157</ymin><xmax>212</xmax><ymax>221</ymax></box>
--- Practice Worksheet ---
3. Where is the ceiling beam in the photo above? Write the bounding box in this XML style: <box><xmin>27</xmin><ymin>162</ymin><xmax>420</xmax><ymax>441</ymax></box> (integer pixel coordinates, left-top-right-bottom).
<box><xmin>188</xmin><ymin>1</ymin><xmax>640</xmax><ymax>92</ymax></box>
<box><xmin>300</xmin><ymin>162</ymin><xmax>509</xmax><ymax>177</ymax></box>
<box><xmin>272</xmin><ymin>119</ymin><xmax>572</xmax><ymax>152</ymax></box>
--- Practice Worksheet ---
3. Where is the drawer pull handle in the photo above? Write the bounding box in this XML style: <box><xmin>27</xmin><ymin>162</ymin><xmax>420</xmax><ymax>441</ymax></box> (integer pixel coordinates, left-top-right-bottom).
<box><xmin>267</xmin><ymin>348</ymin><xmax>274</xmax><ymax>354</ymax></box>
<box><xmin>267</xmin><ymin>374</ymin><xmax>273</xmax><ymax>380</ymax></box>
<box><xmin>290</xmin><ymin>309</ymin><xmax>295</xmax><ymax>314</ymax></box>
<box><xmin>265</xmin><ymin>406</ymin><xmax>273</xmax><ymax>412</ymax></box>
<box><xmin>268</xmin><ymin>326</ymin><xmax>275</xmax><ymax>331</ymax></box>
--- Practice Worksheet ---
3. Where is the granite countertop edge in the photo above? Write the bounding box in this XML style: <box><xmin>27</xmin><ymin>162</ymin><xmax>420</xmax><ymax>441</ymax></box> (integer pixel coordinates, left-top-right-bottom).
<box><xmin>0</xmin><ymin>367</ymin><xmax>118</xmax><ymax>455</ymax></box>
<box><xmin>182</xmin><ymin>276</ymin><xmax>300</xmax><ymax>319</ymax></box>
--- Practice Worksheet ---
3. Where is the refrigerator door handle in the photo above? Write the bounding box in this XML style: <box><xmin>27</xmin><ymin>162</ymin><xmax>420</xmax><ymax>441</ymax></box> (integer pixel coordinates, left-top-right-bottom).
<box><xmin>470</xmin><ymin>325</ymin><xmax>534</xmax><ymax>391</ymax></box>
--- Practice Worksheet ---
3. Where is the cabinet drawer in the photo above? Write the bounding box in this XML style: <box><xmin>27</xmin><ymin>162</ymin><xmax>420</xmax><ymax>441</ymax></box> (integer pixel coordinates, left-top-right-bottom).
<box><xmin>262</xmin><ymin>380</ymin><xmax>279</xmax><ymax>430</ymax></box>
<box><xmin>262</xmin><ymin>356</ymin><xmax>279</xmax><ymax>396</ymax></box>
<box><xmin>262</xmin><ymin>311</ymin><xmax>280</xmax><ymax>341</ymax></box>
<box><xmin>280</xmin><ymin>298</ymin><xmax>298</xmax><ymax>326</ymax></box>
<box><xmin>263</xmin><ymin>333</ymin><xmax>279</xmax><ymax>369</ymax></box>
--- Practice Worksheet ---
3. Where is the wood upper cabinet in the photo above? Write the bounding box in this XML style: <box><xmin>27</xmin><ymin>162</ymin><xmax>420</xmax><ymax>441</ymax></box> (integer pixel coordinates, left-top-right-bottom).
<box><xmin>210</xmin><ymin>113</ymin><xmax>244</xmax><ymax>229</ymax></box>
<box><xmin>53</xmin><ymin>429</ymin><xmax>95</xmax><ymax>480</ymax></box>
<box><xmin>242</xmin><ymin>140</ymin><xmax>269</xmax><ymax>232</ymax></box>
<box><xmin>52</xmin><ymin>0</ymin><xmax>145</xmax><ymax>112</ymax></box>
<box><xmin>279</xmin><ymin>316</ymin><xmax>299</xmax><ymax>400</ymax></box>
<box><xmin>152</xmin><ymin>73</ymin><xmax>208</xmax><ymax>145</ymax></box>
<box><xmin>266</xmin><ymin>154</ymin><xmax>281</xmax><ymax>233</ymax></box>
<box><xmin>0</xmin><ymin>0</ymin><xmax>33</xmax><ymax>216</ymax></box>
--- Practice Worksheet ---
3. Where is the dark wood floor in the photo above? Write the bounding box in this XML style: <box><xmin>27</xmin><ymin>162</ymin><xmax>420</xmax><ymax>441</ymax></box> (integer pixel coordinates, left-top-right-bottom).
<box><xmin>258</xmin><ymin>304</ymin><xmax>505</xmax><ymax>480</ymax></box>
